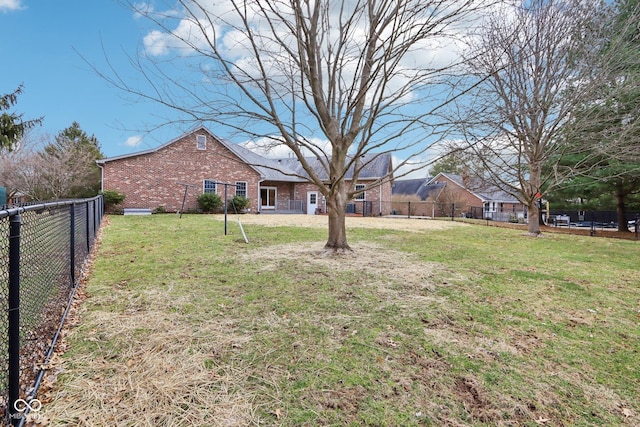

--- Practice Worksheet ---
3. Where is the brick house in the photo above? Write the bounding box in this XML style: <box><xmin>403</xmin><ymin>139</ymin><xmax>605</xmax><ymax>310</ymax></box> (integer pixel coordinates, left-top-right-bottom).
<box><xmin>97</xmin><ymin>126</ymin><xmax>393</xmax><ymax>215</ymax></box>
<box><xmin>429</xmin><ymin>173</ymin><xmax>526</xmax><ymax>221</ymax></box>
<box><xmin>392</xmin><ymin>173</ymin><xmax>525</xmax><ymax>220</ymax></box>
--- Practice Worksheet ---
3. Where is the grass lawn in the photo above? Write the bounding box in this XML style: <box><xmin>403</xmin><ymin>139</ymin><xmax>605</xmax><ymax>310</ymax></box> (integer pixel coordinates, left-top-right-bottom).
<box><xmin>39</xmin><ymin>214</ymin><xmax>639</xmax><ymax>426</ymax></box>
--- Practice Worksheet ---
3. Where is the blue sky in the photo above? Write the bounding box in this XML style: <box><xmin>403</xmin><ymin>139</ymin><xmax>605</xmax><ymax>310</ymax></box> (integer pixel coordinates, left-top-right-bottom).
<box><xmin>1</xmin><ymin>1</ymin><xmax>181</xmax><ymax>157</ymax></box>
<box><xmin>1</xmin><ymin>0</ymin><xmax>481</xmax><ymax>173</ymax></box>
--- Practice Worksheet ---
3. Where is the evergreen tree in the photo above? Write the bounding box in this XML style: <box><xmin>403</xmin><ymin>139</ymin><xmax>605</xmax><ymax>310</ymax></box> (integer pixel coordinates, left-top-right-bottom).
<box><xmin>0</xmin><ymin>85</ymin><xmax>42</xmax><ymax>150</ymax></box>
<box><xmin>555</xmin><ymin>0</ymin><xmax>640</xmax><ymax>230</ymax></box>
<box><xmin>40</xmin><ymin>122</ymin><xmax>104</xmax><ymax>199</ymax></box>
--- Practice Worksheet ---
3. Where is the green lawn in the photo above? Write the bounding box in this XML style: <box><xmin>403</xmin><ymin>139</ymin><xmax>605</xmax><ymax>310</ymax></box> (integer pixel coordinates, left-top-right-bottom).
<box><xmin>41</xmin><ymin>214</ymin><xmax>640</xmax><ymax>426</ymax></box>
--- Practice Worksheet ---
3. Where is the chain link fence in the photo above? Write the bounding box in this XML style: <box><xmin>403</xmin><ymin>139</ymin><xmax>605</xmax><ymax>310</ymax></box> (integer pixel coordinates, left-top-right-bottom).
<box><xmin>0</xmin><ymin>196</ymin><xmax>103</xmax><ymax>425</ymax></box>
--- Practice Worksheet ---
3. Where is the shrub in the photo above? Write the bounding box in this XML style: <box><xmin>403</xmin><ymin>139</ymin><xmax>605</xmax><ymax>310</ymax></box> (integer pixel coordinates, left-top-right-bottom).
<box><xmin>228</xmin><ymin>195</ymin><xmax>250</xmax><ymax>212</ymax></box>
<box><xmin>197</xmin><ymin>193</ymin><xmax>223</xmax><ymax>213</ymax></box>
<box><xmin>101</xmin><ymin>190</ymin><xmax>125</xmax><ymax>212</ymax></box>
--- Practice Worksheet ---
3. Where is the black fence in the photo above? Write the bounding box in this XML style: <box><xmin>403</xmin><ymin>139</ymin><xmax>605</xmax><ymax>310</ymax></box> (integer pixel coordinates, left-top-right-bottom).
<box><xmin>547</xmin><ymin>210</ymin><xmax>638</xmax><ymax>226</ymax></box>
<box><xmin>390</xmin><ymin>201</ymin><xmax>484</xmax><ymax>219</ymax></box>
<box><xmin>0</xmin><ymin>196</ymin><xmax>103</xmax><ymax>425</ymax></box>
<box><xmin>388</xmin><ymin>202</ymin><xmax>640</xmax><ymax>230</ymax></box>
<box><xmin>347</xmin><ymin>201</ymin><xmax>374</xmax><ymax>217</ymax></box>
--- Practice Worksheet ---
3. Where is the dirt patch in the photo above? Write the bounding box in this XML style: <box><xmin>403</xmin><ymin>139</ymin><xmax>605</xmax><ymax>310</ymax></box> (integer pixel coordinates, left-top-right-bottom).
<box><xmin>239</xmin><ymin>240</ymin><xmax>444</xmax><ymax>307</ymax></box>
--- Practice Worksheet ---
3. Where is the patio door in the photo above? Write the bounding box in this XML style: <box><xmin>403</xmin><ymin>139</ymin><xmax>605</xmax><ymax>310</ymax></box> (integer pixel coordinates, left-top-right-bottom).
<box><xmin>307</xmin><ymin>191</ymin><xmax>318</xmax><ymax>215</ymax></box>
<box><xmin>260</xmin><ymin>187</ymin><xmax>276</xmax><ymax>210</ymax></box>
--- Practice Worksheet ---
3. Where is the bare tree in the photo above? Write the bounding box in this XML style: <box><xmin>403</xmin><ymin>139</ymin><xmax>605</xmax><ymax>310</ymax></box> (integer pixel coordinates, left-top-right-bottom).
<box><xmin>34</xmin><ymin>147</ymin><xmax>100</xmax><ymax>200</ymax></box>
<box><xmin>105</xmin><ymin>0</ymin><xmax>500</xmax><ymax>252</ymax></box>
<box><xmin>455</xmin><ymin>0</ymin><xmax>608</xmax><ymax>235</ymax></box>
<box><xmin>0</xmin><ymin>130</ymin><xmax>44</xmax><ymax>201</ymax></box>
<box><xmin>0</xmin><ymin>130</ymin><xmax>102</xmax><ymax>202</ymax></box>
<box><xmin>435</xmin><ymin>183</ymin><xmax>466</xmax><ymax>217</ymax></box>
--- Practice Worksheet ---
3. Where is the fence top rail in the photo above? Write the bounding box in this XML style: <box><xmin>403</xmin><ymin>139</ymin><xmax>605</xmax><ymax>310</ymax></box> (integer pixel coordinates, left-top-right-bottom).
<box><xmin>0</xmin><ymin>196</ymin><xmax>102</xmax><ymax>219</ymax></box>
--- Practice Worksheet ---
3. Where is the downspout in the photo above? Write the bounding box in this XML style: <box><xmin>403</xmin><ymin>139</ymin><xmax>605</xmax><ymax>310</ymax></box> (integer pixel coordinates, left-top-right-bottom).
<box><xmin>96</xmin><ymin>161</ymin><xmax>104</xmax><ymax>192</ymax></box>
<box><xmin>379</xmin><ymin>184</ymin><xmax>382</xmax><ymax>216</ymax></box>
<box><xmin>257</xmin><ymin>179</ymin><xmax>264</xmax><ymax>213</ymax></box>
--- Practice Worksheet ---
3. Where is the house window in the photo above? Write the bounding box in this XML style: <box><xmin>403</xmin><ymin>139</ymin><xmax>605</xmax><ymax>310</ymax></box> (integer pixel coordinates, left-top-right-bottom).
<box><xmin>196</xmin><ymin>134</ymin><xmax>207</xmax><ymax>150</ymax></box>
<box><xmin>354</xmin><ymin>184</ymin><xmax>366</xmax><ymax>201</ymax></box>
<box><xmin>500</xmin><ymin>203</ymin><xmax>504</xmax><ymax>212</ymax></box>
<box><xmin>203</xmin><ymin>179</ymin><xmax>216</xmax><ymax>194</ymax></box>
<box><xmin>235</xmin><ymin>181</ymin><xmax>247</xmax><ymax>197</ymax></box>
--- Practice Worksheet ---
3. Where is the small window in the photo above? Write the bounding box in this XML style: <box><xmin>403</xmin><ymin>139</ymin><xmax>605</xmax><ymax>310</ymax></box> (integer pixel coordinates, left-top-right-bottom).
<box><xmin>354</xmin><ymin>184</ymin><xmax>366</xmax><ymax>201</ymax></box>
<box><xmin>203</xmin><ymin>179</ymin><xmax>216</xmax><ymax>194</ymax></box>
<box><xmin>196</xmin><ymin>135</ymin><xmax>207</xmax><ymax>150</ymax></box>
<box><xmin>235</xmin><ymin>181</ymin><xmax>247</xmax><ymax>197</ymax></box>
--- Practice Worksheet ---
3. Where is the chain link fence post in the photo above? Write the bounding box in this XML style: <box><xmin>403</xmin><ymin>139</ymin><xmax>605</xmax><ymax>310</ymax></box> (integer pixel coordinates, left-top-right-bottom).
<box><xmin>8</xmin><ymin>214</ymin><xmax>21</xmax><ymax>425</ymax></box>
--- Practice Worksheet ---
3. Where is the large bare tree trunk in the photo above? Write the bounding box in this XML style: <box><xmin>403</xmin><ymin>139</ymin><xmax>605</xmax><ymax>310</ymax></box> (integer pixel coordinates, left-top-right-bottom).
<box><xmin>324</xmin><ymin>179</ymin><xmax>351</xmax><ymax>252</ymax></box>
<box><xmin>527</xmin><ymin>164</ymin><xmax>542</xmax><ymax>235</ymax></box>
<box><xmin>527</xmin><ymin>202</ymin><xmax>541</xmax><ymax>235</ymax></box>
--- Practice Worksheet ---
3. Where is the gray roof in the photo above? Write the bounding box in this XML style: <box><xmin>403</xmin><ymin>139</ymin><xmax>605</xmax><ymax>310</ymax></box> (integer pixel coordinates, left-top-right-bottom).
<box><xmin>98</xmin><ymin>127</ymin><xmax>391</xmax><ymax>182</ymax></box>
<box><xmin>429</xmin><ymin>173</ymin><xmax>520</xmax><ymax>204</ymax></box>
<box><xmin>276</xmin><ymin>152</ymin><xmax>391</xmax><ymax>181</ymax></box>
<box><xmin>222</xmin><ymin>139</ymin><xmax>305</xmax><ymax>182</ymax></box>
<box><xmin>393</xmin><ymin>178</ymin><xmax>445</xmax><ymax>201</ymax></box>
<box><xmin>392</xmin><ymin>178</ymin><xmax>425</xmax><ymax>195</ymax></box>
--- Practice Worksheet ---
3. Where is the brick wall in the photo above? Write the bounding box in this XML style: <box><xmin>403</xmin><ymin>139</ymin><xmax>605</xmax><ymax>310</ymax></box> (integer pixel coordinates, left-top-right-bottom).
<box><xmin>101</xmin><ymin>131</ymin><xmax>261</xmax><ymax>212</ymax></box>
<box><xmin>431</xmin><ymin>175</ymin><xmax>482</xmax><ymax>216</ymax></box>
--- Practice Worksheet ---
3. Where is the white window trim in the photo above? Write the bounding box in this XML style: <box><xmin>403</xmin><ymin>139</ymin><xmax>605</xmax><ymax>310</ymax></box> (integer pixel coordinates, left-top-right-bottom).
<box><xmin>203</xmin><ymin>179</ymin><xmax>217</xmax><ymax>194</ymax></box>
<box><xmin>260</xmin><ymin>186</ymin><xmax>277</xmax><ymax>209</ymax></box>
<box><xmin>196</xmin><ymin>134</ymin><xmax>207</xmax><ymax>150</ymax></box>
<box><xmin>235</xmin><ymin>181</ymin><xmax>247</xmax><ymax>197</ymax></box>
<box><xmin>354</xmin><ymin>184</ymin><xmax>366</xmax><ymax>201</ymax></box>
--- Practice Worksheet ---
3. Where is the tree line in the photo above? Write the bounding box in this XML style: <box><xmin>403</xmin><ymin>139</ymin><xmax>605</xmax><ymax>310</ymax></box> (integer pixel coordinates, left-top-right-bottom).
<box><xmin>0</xmin><ymin>110</ymin><xmax>103</xmax><ymax>202</ymax></box>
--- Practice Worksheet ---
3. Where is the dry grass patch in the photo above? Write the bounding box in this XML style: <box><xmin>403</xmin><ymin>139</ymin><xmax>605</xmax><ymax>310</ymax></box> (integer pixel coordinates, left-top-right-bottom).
<box><xmin>39</xmin><ymin>293</ymin><xmax>260</xmax><ymax>426</ymax></box>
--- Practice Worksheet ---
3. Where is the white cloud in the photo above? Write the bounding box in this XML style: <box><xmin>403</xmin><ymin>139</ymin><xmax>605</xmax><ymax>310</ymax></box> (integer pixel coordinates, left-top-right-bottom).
<box><xmin>240</xmin><ymin>136</ymin><xmax>332</xmax><ymax>159</ymax></box>
<box><xmin>0</xmin><ymin>0</ymin><xmax>24</xmax><ymax>13</ymax></box>
<box><xmin>143</xmin><ymin>30</ymin><xmax>172</xmax><ymax>57</ymax></box>
<box><xmin>134</xmin><ymin>1</ymin><xmax>519</xmax><ymax>164</ymax></box>
<box><xmin>124</xmin><ymin>135</ymin><xmax>143</xmax><ymax>147</ymax></box>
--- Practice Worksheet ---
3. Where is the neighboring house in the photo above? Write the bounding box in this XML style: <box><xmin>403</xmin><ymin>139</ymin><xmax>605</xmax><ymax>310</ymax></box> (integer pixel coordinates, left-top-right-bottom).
<box><xmin>429</xmin><ymin>173</ymin><xmax>526</xmax><ymax>221</ymax></box>
<box><xmin>393</xmin><ymin>173</ymin><xmax>525</xmax><ymax>221</ymax></box>
<box><xmin>97</xmin><ymin>126</ymin><xmax>393</xmax><ymax>215</ymax></box>
<box><xmin>391</xmin><ymin>178</ymin><xmax>445</xmax><ymax>216</ymax></box>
